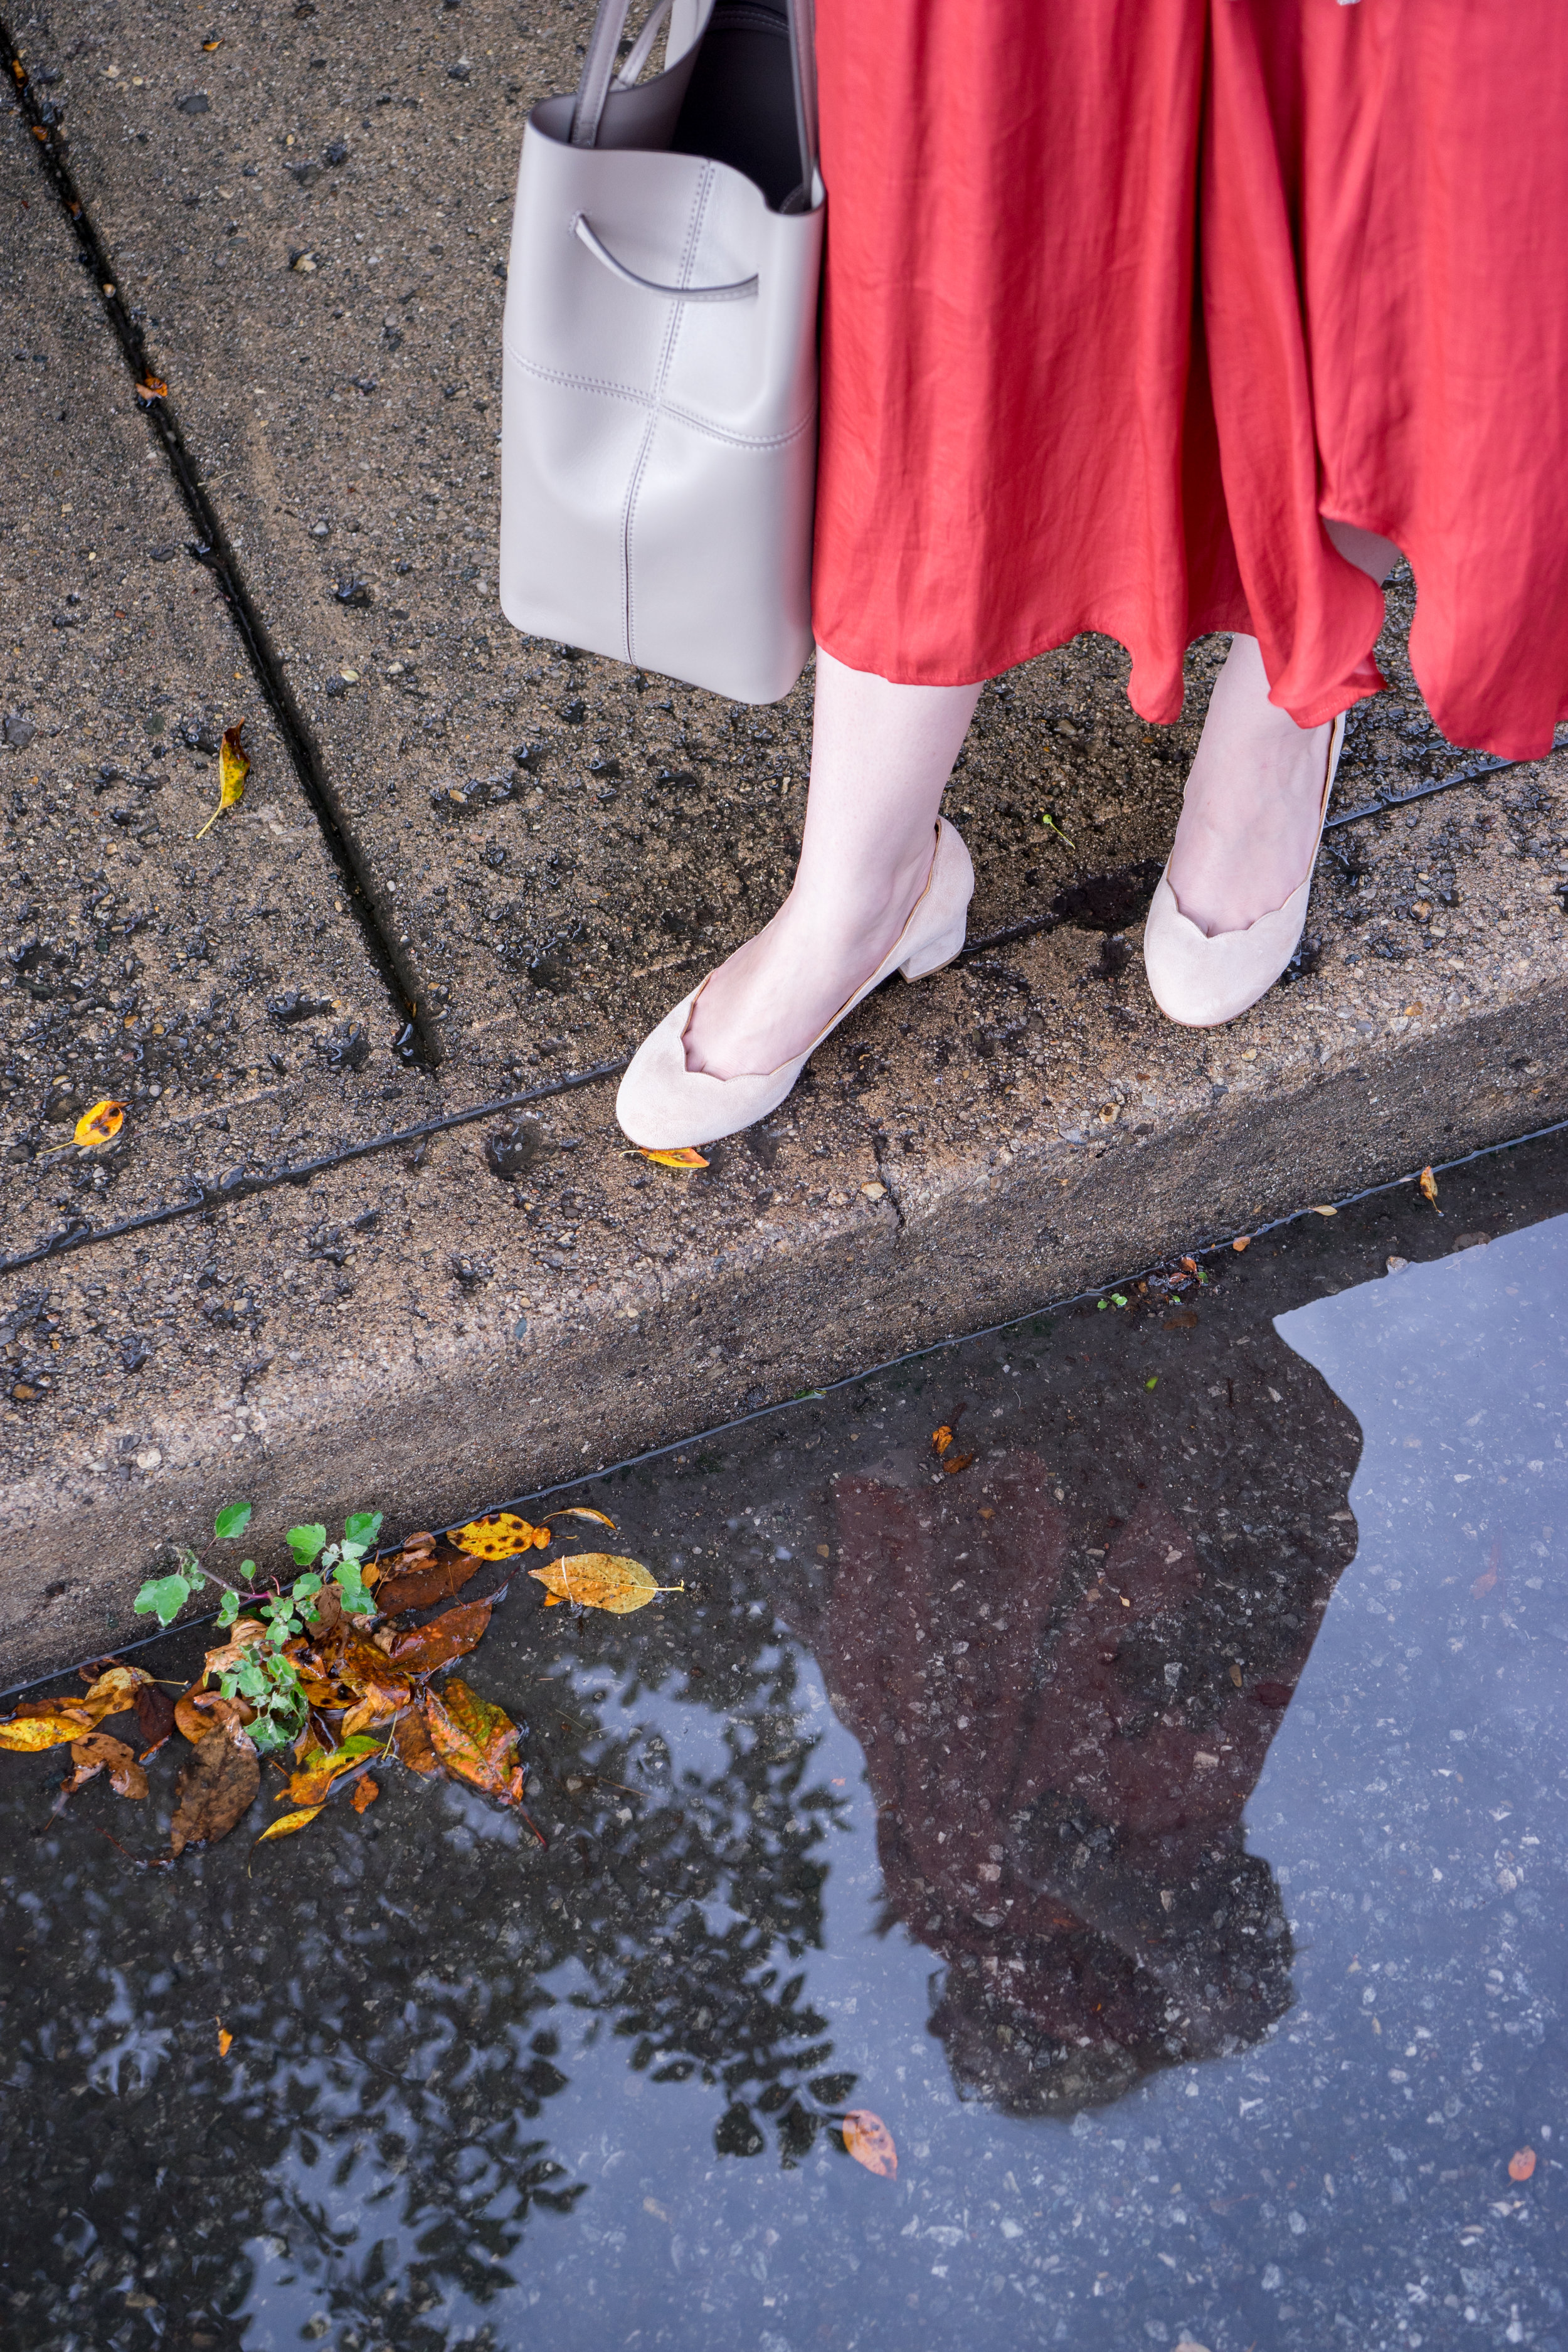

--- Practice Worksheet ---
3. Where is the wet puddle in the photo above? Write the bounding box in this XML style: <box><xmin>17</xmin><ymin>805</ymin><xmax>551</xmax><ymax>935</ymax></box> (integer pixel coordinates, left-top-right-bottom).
<box><xmin>3</xmin><ymin>1135</ymin><xmax>1566</xmax><ymax>2351</ymax></box>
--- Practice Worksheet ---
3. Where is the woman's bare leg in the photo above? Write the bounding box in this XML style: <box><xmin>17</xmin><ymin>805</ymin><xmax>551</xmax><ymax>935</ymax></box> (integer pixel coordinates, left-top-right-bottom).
<box><xmin>1163</xmin><ymin>524</ymin><xmax>1399</xmax><ymax>937</ymax></box>
<box><xmin>682</xmin><ymin>650</ymin><xmax>983</xmax><ymax>1079</ymax></box>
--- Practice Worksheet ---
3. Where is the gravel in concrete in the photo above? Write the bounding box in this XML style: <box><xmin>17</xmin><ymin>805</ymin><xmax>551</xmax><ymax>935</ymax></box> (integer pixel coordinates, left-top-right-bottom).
<box><xmin>0</xmin><ymin>98</ymin><xmax>410</xmax><ymax>1268</ymax></box>
<box><xmin>3</xmin><ymin>5</ymin><xmax>1565</xmax><ymax>1682</ymax></box>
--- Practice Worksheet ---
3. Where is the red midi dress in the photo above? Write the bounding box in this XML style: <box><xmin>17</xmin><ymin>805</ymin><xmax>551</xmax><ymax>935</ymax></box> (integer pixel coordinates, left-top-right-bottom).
<box><xmin>810</xmin><ymin>0</ymin><xmax>1568</xmax><ymax>760</ymax></box>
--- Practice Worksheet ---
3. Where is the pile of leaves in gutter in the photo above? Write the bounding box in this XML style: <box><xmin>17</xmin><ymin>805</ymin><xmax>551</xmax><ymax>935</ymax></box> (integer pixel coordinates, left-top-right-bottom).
<box><xmin>0</xmin><ymin>1502</ymin><xmax>680</xmax><ymax>1863</ymax></box>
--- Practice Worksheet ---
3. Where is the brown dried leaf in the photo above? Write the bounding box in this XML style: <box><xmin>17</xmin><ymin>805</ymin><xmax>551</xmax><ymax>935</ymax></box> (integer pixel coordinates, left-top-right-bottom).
<box><xmin>941</xmin><ymin>1451</ymin><xmax>975</xmax><ymax>1477</ymax></box>
<box><xmin>546</xmin><ymin>1507</ymin><xmax>618</xmax><ymax>1531</ymax></box>
<box><xmin>842</xmin><ymin>2111</ymin><xmax>898</xmax><ymax>2178</ymax></box>
<box><xmin>134</xmin><ymin>1682</ymin><xmax>177</xmax><ymax>1759</ymax></box>
<box><xmin>351</xmin><ymin>1774</ymin><xmax>379</xmax><ymax>1814</ymax></box>
<box><xmin>374</xmin><ymin>1549</ymin><xmax>481</xmax><ymax>1613</ymax></box>
<box><xmin>452</xmin><ymin>1513</ymin><xmax>551</xmax><ymax>1560</ymax></box>
<box><xmin>527</xmin><ymin>1554</ymin><xmax>683</xmax><ymax>1616</ymax></box>
<box><xmin>170</xmin><ymin>1724</ymin><xmax>260</xmax><ymax>1856</ymax></box>
<box><xmin>1419</xmin><ymin>1163</ymin><xmax>1440</xmax><ymax>1209</ymax></box>
<box><xmin>393</xmin><ymin>1707</ymin><xmax>440</xmax><ymax>1774</ymax></box>
<box><xmin>383</xmin><ymin>1596</ymin><xmax>494</xmax><ymax>1675</ymax></box>
<box><xmin>61</xmin><ymin>1732</ymin><xmax>148</xmax><ymax>1801</ymax></box>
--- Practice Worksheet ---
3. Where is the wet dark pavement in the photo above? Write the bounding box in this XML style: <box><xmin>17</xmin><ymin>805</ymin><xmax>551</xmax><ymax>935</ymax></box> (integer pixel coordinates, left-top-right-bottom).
<box><xmin>2</xmin><ymin>1133</ymin><xmax>1567</xmax><ymax>2352</ymax></box>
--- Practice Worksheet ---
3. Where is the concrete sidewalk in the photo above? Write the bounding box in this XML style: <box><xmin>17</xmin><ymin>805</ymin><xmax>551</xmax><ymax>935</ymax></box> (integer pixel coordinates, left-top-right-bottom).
<box><xmin>3</xmin><ymin>3</ymin><xmax>1565</xmax><ymax>1683</ymax></box>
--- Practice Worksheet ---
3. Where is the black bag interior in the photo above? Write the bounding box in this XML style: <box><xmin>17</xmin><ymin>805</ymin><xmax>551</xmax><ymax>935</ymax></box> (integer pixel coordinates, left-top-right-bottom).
<box><xmin>672</xmin><ymin>1</ymin><xmax>807</xmax><ymax>212</ymax></box>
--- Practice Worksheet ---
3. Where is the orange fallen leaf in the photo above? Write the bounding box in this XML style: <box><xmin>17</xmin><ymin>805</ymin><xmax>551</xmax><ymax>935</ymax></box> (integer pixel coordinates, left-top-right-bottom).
<box><xmin>134</xmin><ymin>374</ymin><xmax>169</xmax><ymax>403</ymax></box>
<box><xmin>216</xmin><ymin>2018</ymin><xmax>233</xmax><ymax>2056</ymax></box>
<box><xmin>528</xmin><ymin>1553</ymin><xmax>683</xmax><ymax>1615</ymax></box>
<box><xmin>1232</xmin><ymin>1235</ymin><xmax>1251</xmax><ymax>1253</ymax></box>
<box><xmin>60</xmin><ymin>1732</ymin><xmax>148</xmax><ymax>1801</ymax></box>
<box><xmin>284</xmin><ymin>1732</ymin><xmax>381</xmax><ymax>1807</ymax></box>
<box><xmin>941</xmin><ymin>1451</ymin><xmax>975</xmax><ymax>1476</ymax></box>
<box><xmin>842</xmin><ymin>2111</ymin><xmax>898</xmax><ymax>2178</ymax></box>
<box><xmin>352</xmin><ymin>1774</ymin><xmax>379</xmax><ymax>1814</ymax></box>
<box><xmin>74</xmin><ymin>1098</ymin><xmax>127</xmax><ymax>1148</ymax></box>
<box><xmin>546</xmin><ymin>1506</ymin><xmax>618</xmax><ymax>1530</ymax></box>
<box><xmin>640</xmin><ymin>1146</ymin><xmax>707</xmax><ymax>1169</ymax></box>
<box><xmin>1419</xmin><ymin>1164</ymin><xmax>1440</xmax><ymax>1210</ymax></box>
<box><xmin>452</xmin><ymin>1512</ymin><xmax>551</xmax><ymax>1560</ymax></box>
<box><xmin>931</xmin><ymin>1425</ymin><xmax>954</xmax><ymax>1458</ymax></box>
<box><xmin>1510</xmin><ymin>2147</ymin><xmax>1537</xmax><ymax>2183</ymax></box>
<box><xmin>176</xmin><ymin>1687</ymin><xmax>254</xmax><ymax>1744</ymax></box>
<box><xmin>423</xmin><ymin>1680</ymin><xmax>541</xmax><ymax>1838</ymax></box>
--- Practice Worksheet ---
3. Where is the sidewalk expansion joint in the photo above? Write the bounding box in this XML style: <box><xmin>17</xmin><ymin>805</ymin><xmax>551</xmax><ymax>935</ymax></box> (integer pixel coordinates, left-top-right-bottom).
<box><xmin>0</xmin><ymin>1056</ymin><xmax>631</xmax><ymax>1279</ymax></box>
<box><xmin>3</xmin><ymin>29</ymin><xmax>437</xmax><ymax>1066</ymax></box>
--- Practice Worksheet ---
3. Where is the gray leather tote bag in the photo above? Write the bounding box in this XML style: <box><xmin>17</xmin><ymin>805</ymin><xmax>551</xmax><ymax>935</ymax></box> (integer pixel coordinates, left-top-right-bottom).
<box><xmin>499</xmin><ymin>0</ymin><xmax>823</xmax><ymax>706</ymax></box>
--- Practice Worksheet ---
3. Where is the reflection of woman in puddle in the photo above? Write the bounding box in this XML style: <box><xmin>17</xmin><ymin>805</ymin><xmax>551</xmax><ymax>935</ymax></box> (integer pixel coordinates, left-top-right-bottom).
<box><xmin>797</xmin><ymin>1372</ymin><xmax>1360</xmax><ymax>2113</ymax></box>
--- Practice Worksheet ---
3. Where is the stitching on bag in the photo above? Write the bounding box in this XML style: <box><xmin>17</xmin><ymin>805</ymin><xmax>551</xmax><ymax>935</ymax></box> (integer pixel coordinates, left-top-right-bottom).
<box><xmin>623</xmin><ymin>164</ymin><xmax>714</xmax><ymax>667</ymax></box>
<box><xmin>507</xmin><ymin>351</ymin><xmax>815</xmax><ymax>452</ymax></box>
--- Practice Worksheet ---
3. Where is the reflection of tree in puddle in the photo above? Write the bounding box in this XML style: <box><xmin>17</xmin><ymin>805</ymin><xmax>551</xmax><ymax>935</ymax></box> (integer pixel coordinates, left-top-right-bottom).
<box><xmin>3</xmin><ymin>1619</ymin><xmax>853</xmax><ymax>2349</ymax></box>
<box><xmin>797</xmin><ymin>1334</ymin><xmax>1362</xmax><ymax>2116</ymax></box>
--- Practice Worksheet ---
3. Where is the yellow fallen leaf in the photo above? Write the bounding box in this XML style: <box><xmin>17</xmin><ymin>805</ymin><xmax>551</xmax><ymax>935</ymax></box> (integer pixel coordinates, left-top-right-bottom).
<box><xmin>0</xmin><ymin>1708</ymin><xmax>99</xmax><ymax>1752</ymax></box>
<box><xmin>75</xmin><ymin>1098</ymin><xmax>127</xmax><ymax>1148</ymax></box>
<box><xmin>640</xmin><ymin>1147</ymin><xmax>708</xmax><ymax>1169</ymax></box>
<box><xmin>931</xmin><ymin>1424</ymin><xmax>954</xmax><ymax>1458</ymax></box>
<box><xmin>251</xmin><ymin>1805</ymin><xmax>324</xmax><ymax>1856</ymax></box>
<box><xmin>546</xmin><ymin>1507</ymin><xmax>618</xmax><ymax>1530</ymax></box>
<box><xmin>528</xmin><ymin>1552</ymin><xmax>684</xmax><ymax>1615</ymax></box>
<box><xmin>1419</xmin><ymin>1164</ymin><xmax>1439</xmax><ymax>1209</ymax></box>
<box><xmin>216</xmin><ymin>2018</ymin><xmax>233</xmax><ymax>2056</ymax></box>
<box><xmin>195</xmin><ymin>718</ymin><xmax>250</xmax><ymax>839</ymax></box>
<box><xmin>1310</xmin><ymin>1204</ymin><xmax>1338</xmax><ymax>1217</ymax></box>
<box><xmin>452</xmin><ymin>1512</ymin><xmax>551</xmax><ymax>1559</ymax></box>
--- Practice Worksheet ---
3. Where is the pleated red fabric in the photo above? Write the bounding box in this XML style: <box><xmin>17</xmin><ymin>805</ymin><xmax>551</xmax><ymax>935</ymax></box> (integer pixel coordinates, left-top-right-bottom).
<box><xmin>811</xmin><ymin>0</ymin><xmax>1568</xmax><ymax>759</ymax></box>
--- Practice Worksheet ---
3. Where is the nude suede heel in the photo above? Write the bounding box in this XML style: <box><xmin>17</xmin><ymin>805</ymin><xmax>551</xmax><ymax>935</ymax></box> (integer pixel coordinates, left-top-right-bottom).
<box><xmin>1142</xmin><ymin>711</ymin><xmax>1346</xmax><ymax>1029</ymax></box>
<box><xmin>615</xmin><ymin>818</ymin><xmax>973</xmax><ymax>1150</ymax></box>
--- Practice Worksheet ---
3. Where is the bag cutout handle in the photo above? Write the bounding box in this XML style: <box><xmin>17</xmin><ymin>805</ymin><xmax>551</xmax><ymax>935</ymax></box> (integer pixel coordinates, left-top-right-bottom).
<box><xmin>573</xmin><ymin>210</ymin><xmax>759</xmax><ymax>300</ymax></box>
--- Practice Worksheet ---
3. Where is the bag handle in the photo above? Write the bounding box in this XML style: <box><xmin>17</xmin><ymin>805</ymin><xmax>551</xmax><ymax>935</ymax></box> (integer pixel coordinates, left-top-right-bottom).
<box><xmin>570</xmin><ymin>0</ymin><xmax>818</xmax><ymax>194</ymax></box>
